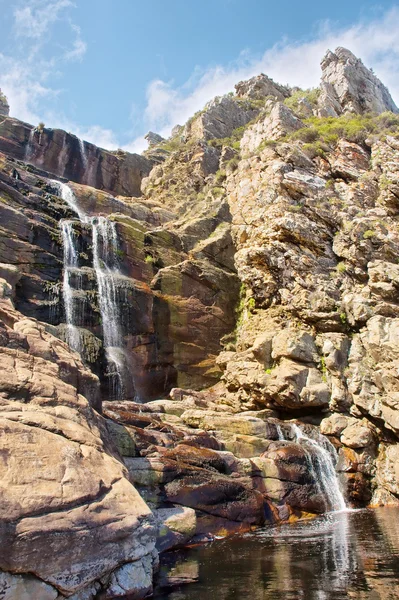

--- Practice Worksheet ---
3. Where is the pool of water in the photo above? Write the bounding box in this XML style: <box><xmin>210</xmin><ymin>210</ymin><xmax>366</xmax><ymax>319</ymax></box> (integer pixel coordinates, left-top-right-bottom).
<box><xmin>153</xmin><ymin>507</ymin><xmax>399</xmax><ymax>600</ymax></box>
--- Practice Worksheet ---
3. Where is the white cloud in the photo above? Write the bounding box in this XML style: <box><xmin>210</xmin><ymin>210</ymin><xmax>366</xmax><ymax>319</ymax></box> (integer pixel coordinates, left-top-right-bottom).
<box><xmin>3</xmin><ymin>5</ymin><xmax>399</xmax><ymax>154</ymax></box>
<box><xmin>0</xmin><ymin>0</ymin><xmax>87</xmax><ymax>128</ymax></box>
<box><xmin>138</xmin><ymin>7</ymin><xmax>399</xmax><ymax>144</ymax></box>
<box><xmin>13</xmin><ymin>0</ymin><xmax>73</xmax><ymax>40</ymax></box>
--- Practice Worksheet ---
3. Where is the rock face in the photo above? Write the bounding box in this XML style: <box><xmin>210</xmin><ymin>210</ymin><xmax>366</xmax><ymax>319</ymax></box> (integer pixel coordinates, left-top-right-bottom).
<box><xmin>235</xmin><ymin>73</ymin><xmax>289</xmax><ymax>101</ymax></box>
<box><xmin>318</xmin><ymin>47</ymin><xmax>399</xmax><ymax>117</ymax></box>
<box><xmin>0</xmin><ymin>118</ymin><xmax>152</xmax><ymax>197</ymax></box>
<box><xmin>184</xmin><ymin>95</ymin><xmax>259</xmax><ymax>141</ymax></box>
<box><xmin>0</xmin><ymin>281</ymin><xmax>157</xmax><ymax>598</ymax></box>
<box><xmin>145</xmin><ymin>131</ymin><xmax>165</xmax><ymax>146</ymax></box>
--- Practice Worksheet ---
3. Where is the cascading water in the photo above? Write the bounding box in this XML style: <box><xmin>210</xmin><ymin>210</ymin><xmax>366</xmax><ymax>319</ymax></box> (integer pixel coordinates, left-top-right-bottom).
<box><xmin>92</xmin><ymin>216</ymin><xmax>128</xmax><ymax>399</ymax></box>
<box><xmin>290</xmin><ymin>424</ymin><xmax>347</xmax><ymax>512</ymax></box>
<box><xmin>52</xmin><ymin>179</ymin><xmax>130</xmax><ymax>399</ymax></box>
<box><xmin>25</xmin><ymin>129</ymin><xmax>36</xmax><ymax>162</ymax></box>
<box><xmin>60</xmin><ymin>220</ymin><xmax>81</xmax><ymax>352</ymax></box>
<box><xmin>78</xmin><ymin>138</ymin><xmax>88</xmax><ymax>169</ymax></box>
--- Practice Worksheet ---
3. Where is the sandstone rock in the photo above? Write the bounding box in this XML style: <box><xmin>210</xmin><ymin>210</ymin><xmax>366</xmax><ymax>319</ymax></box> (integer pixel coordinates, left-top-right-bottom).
<box><xmin>181</xmin><ymin>409</ymin><xmax>270</xmax><ymax>437</ymax></box>
<box><xmin>154</xmin><ymin>506</ymin><xmax>197</xmax><ymax>552</ymax></box>
<box><xmin>340</xmin><ymin>422</ymin><xmax>374</xmax><ymax>448</ymax></box>
<box><xmin>240</xmin><ymin>103</ymin><xmax>303</xmax><ymax>153</ymax></box>
<box><xmin>0</xmin><ymin>572</ymin><xmax>58</xmax><ymax>600</ymax></box>
<box><xmin>0</xmin><ymin>303</ymin><xmax>157</xmax><ymax>597</ymax></box>
<box><xmin>318</xmin><ymin>47</ymin><xmax>398</xmax><ymax>117</ymax></box>
<box><xmin>272</xmin><ymin>329</ymin><xmax>318</xmax><ymax>363</ymax></box>
<box><xmin>320</xmin><ymin>414</ymin><xmax>355</xmax><ymax>436</ymax></box>
<box><xmin>185</xmin><ymin>95</ymin><xmax>259</xmax><ymax>141</ymax></box>
<box><xmin>235</xmin><ymin>74</ymin><xmax>288</xmax><ymax>101</ymax></box>
<box><xmin>102</xmin><ymin>555</ymin><xmax>154</xmax><ymax>599</ymax></box>
<box><xmin>375</xmin><ymin>444</ymin><xmax>399</xmax><ymax>497</ymax></box>
<box><xmin>0</xmin><ymin>118</ymin><xmax>152</xmax><ymax>197</ymax></box>
<box><xmin>267</xmin><ymin>359</ymin><xmax>330</xmax><ymax>409</ymax></box>
<box><xmin>145</xmin><ymin>132</ymin><xmax>165</xmax><ymax>147</ymax></box>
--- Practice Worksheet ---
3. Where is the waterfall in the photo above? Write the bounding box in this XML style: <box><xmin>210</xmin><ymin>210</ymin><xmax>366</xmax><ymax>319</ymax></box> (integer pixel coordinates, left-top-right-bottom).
<box><xmin>25</xmin><ymin>129</ymin><xmax>35</xmax><ymax>162</ymax></box>
<box><xmin>275</xmin><ymin>423</ymin><xmax>285</xmax><ymax>441</ymax></box>
<box><xmin>60</xmin><ymin>220</ymin><xmax>81</xmax><ymax>352</ymax></box>
<box><xmin>79</xmin><ymin>138</ymin><xmax>87</xmax><ymax>166</ymax></box>
<box><xmin>79</xmin><ymin>138</ymin><xmax>88</xmax><ymax>170</ymax></box>
<box><xmin>92</xmin><ymin>216</ymin><xmax>127</xmax><ymax>399</ymax></box>
<box><xmin>290</xmin><ymin>424</ymin><xmax>346</xmax><ymax>512</ymax></box>
<box><xmin>52</xmin><ymin>179</ymin><xmax>129</xmax><ymax>399</ymax></box>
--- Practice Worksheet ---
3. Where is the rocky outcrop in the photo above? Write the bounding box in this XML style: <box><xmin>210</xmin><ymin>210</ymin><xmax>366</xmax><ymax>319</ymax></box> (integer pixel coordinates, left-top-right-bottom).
<box><xmin>0</xmin><ymin>278</ymin><xmax>157</xmax><ymax>598</ymax></box>
<box><xmin>184</xmin><ymin>95</ymin><xmax>259</xmax><ymax>141</ymax></box>
<box><xmin>145</xmin><ymin>131</ymin><xmax>165</xmax><ymax>146</ymax></box>
<box><xmin>318</xmin><ymin>47</ymin><xmax>399</xmax><ymax>117</ymax></box>
<box><xmin>240</xmin><ymin>103</ymin><xmax>303</xmax><ymax>153</ymax></box>
<box><xmin>235</xmin><ymin>73</ymin><xmax>289</xmax><ymax>101</ymax></box>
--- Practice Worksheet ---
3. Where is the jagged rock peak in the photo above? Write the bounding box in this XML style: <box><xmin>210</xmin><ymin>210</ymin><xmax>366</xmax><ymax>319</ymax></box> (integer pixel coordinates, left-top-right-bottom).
<box><xmin>0</xmin><ymin>89</ymin><xmax>9</xmax><ymax>117</ymax></box>
<box><xmin>145</xmin><ymin>131</ymin><xmax>165</xmax><ymax>146</ymax></box>
<box><xmin>318</xmin><ymin>46</ymin><xmax>398</xmax><ymax>117</ymax></box>
<box><xmin>235</xmin><ymin>73</ymin><xmax>289</xmax><ymax>101</ymax></box>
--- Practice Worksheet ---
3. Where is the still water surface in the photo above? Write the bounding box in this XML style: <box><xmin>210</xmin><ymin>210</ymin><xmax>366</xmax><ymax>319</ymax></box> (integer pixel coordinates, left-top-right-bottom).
<box><xmin>153</xmin><ymin>508</ymin><xmax>399</xmax><ymax>600</ymax></box>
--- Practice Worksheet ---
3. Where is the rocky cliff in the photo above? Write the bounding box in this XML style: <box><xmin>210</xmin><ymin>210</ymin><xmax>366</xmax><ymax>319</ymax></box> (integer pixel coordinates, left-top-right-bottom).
<box><xmin>1</xmin><ymin>47</ymin><xmax>399</xmax><ymax>597</ymax></box>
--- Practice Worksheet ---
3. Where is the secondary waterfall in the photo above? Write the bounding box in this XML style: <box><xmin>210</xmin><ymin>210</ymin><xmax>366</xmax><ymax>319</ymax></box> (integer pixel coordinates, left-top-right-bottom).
<box><xmin>290</xmin><ymin>424</ymin><xmax>346</xmax><ymax>512</ymax></box>
<box><xmin>78</xmin><ymin>138</ymin><xmax>88</xmax><ymax>169</ymax></box>
<box><xmin>52</xmin><ymin>179</ymin><xmax>129</xmax><ymax>399</ymax></box>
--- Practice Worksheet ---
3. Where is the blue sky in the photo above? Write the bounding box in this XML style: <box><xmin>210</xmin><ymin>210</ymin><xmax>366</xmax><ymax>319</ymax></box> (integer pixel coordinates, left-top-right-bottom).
<box><xmin>1</xmin><ymin>1</ymin><xmax>399</xmax><ymax>152</ymax></box>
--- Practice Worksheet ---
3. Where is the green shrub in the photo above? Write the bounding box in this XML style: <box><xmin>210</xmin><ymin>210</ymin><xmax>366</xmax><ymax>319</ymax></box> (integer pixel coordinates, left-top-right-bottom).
<box><xmin>363</xmin><ymin>229</ymin><xmax>375</xmax><ymax>239</ymax></box>
<box><xmin>284</xmin><ymin>88</ymin><xmax>321</xmax><ymax>113</ymax></box>
<box><xmin>214</xmin><ymin>169</ymin><xmax>226</xmax><ymax>184</ymax></box>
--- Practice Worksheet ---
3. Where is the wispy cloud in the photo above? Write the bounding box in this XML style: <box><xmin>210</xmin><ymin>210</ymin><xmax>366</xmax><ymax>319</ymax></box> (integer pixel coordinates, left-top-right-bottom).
<box><xmin>3</xmin><ymin>4</ymin><xmax>399</xmax><ymax>153</ymax></box>
<box><xmin>0</xmin><ymin>0</ymin><xmax>87</xmax><ymax>128</ymax></box>
<box><xmin>131</xmin><ymin>7</ymin><xmax>399</xmax><ymax>152</ymax></box>
<box><xmin>13</xmin><ymin>0</ymin><xmax>73</xmax><ymax>40</ymax></box>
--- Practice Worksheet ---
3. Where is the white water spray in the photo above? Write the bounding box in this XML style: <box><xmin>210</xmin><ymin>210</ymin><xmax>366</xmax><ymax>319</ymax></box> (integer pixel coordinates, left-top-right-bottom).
<box><xmin>291</xmin><ymin>424</ymin><xmax>346</xmax><ymax>512</ymax></box>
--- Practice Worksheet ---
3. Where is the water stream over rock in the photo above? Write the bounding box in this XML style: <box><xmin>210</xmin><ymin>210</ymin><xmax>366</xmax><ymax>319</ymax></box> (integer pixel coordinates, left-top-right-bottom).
<box><xmin>290</xmin><ymin>424</ymin><xmax>347</xmax><ymax>512</ymax></box>
<box><xmin>53</xmin><ymin>180</ymin><xmax>131</xmax><ymax>399</ymax></box>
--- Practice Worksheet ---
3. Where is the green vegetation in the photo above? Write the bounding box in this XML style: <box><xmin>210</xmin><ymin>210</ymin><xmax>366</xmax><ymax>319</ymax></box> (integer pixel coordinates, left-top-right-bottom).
<box><xmin>145</xmin><ymin>254</ymin><xmax>154</xmax><ymax>264</ymax></box>
<box><xmin>288</xmin><ymin>111</ymin><xmax>399</xmax><ymax>147</ymax></box>
<box><xmin>248</xmin><ymin>297</ymin><xmax>256</xmax><ymax>311</ymax></box>
<box><xmin>336</xmin><ymin>261</ymin><xmax>346</xmax><ymax>274</ymax></box>
<box><xmin>226</xmin><ymin>156</ymin><xmax>240</xmax><ymax>171</ymax></box>
<box><xmin>214</xmin><ymin>169</ymin><xmax>227</xmax><ymax>184</ymax></box>
<box><xmin>208</xmin><ymin>125</ymin><xmax>248</xmax><ymax>150</ymax></box>
<box><xmin>379</xmin><ymin>174</ymin><xmax>394</xmax><ymax>190</ymax></box>
<box><xmin>284</xmin><ymin>88</ymin><xmax>320</xmax><ymax>112</ymax></box>
<box><xmin>339</xmin><ymin>312</ymin><xmax>347</xmax><ymax>325</ymax></box>
<box><xmin>211</xmin><ymin>186</ymin><xmax>225</xmax><ymax>197</ymax></box>
<box><xmin>363</xmin><ymin>229</ymin><xmax>375</xmax><ymax>239</ymax></box>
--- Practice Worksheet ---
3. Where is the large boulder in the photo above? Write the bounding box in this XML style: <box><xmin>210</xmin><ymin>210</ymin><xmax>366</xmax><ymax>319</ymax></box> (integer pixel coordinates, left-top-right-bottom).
<box><xmin>0</xmin><ymin>299</ymin><xmax>157</xmax><ymax>599</ymax></box>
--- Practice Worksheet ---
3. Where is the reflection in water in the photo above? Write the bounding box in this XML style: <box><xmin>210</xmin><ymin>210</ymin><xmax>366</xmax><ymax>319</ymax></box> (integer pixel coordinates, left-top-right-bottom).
<box><xmin>153</xmin><ymin>508</ymin><xmax>399</xmax><ymax>600</ymax></box>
